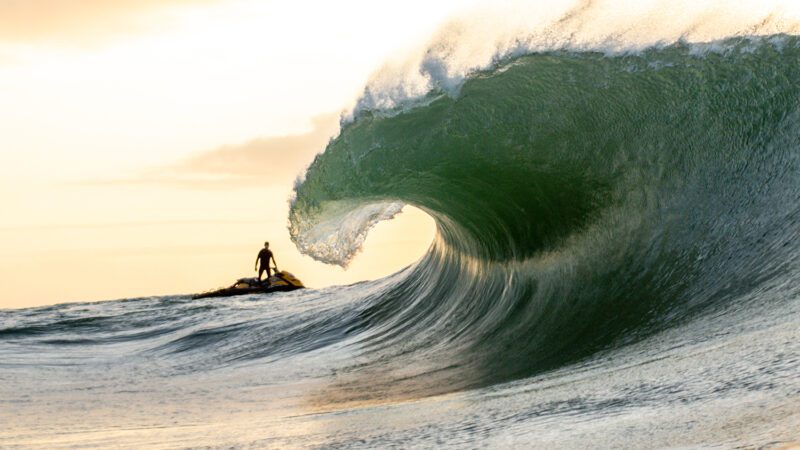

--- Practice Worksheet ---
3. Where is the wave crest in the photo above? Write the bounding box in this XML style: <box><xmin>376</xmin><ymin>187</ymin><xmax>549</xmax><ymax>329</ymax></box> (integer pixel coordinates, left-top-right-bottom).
<box><xmin>350</xmin><ymin>1</ymin><xmax>800</xmax><ymax>117</ymax></box>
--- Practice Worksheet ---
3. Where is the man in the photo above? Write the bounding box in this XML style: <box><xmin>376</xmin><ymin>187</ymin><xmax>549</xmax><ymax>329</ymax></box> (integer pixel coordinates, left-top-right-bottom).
<box><xmin>254</xmin><ymin>241</ymin><xmax>278</xmax><ymax>281</ymax></box>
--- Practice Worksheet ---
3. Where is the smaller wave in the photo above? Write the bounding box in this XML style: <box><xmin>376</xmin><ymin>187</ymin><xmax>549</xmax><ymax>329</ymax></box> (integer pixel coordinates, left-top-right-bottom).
<box><xmin>0</xmin><ymin>316</ymin><xmax>114</xmax><ymax>338</ymax></box>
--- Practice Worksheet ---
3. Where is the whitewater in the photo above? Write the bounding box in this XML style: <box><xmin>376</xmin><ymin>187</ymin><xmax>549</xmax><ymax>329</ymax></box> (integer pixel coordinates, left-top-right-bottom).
<box><xmin>3</xmin><ymin>2</ymin><xmax>800</xmax><ymax>448</ymax></box>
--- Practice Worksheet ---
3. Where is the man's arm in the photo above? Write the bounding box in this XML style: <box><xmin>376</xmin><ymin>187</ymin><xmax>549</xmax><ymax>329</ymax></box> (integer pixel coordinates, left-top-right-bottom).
<box><xmin>254</xmin><ymin>251</ymin><xmax>261</xmax><ymax>270</ymax></box>
<box><xmin>271</xmin><ymin>253</ymin><xmax>278</xmax><ymax>269</ymax></box>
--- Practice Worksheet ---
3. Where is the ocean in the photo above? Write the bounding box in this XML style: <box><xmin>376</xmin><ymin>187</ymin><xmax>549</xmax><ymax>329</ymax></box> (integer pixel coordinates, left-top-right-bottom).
<box><xmin>2</xmin><ymin>36</ymin><xmax>800</xmax><ymax>448</ymax></box>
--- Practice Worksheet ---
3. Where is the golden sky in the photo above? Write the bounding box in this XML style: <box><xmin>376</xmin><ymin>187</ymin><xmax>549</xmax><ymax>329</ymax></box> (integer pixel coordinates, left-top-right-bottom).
<box><xmin>0</xmin><ymin>0</ymin><xmax>481</xmax><ymax>308</ymax></box>
<box><xmin>0</xmin><ymin>1</ymin><xmax>216</xmax><ymax>43</ymax></box>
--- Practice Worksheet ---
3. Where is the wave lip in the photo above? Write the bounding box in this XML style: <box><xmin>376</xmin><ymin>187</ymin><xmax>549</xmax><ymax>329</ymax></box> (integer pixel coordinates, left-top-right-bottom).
<box><xmin>289</xmin><ymin>200</ymin><xmax>404</xmax><ymax>266</ymax></box>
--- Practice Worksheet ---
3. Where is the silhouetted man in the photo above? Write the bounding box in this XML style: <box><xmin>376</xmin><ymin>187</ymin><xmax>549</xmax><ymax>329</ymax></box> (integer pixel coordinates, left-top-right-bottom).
<box><xmin>255</xmin><ymin>241</ymin><xmax>278</xmax><ymax>281</ymax></box>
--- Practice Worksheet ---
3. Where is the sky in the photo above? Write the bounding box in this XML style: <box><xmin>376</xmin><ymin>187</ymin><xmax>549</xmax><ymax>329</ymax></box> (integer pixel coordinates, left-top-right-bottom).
<box><xmin>0</xmin><ymin>0</ymin><xmax>487</xmax><ymax>308</ymax></box>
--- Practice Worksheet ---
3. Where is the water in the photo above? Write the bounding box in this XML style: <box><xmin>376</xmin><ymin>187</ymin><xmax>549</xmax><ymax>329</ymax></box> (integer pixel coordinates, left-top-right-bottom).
<box><xmin>3</xmin><ymin>36</ymin><xmax>800</xmax><ymax>448</ymax></box>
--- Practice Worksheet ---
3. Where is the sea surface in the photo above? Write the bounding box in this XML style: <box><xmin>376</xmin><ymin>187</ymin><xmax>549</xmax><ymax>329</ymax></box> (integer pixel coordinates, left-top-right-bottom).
<box><xmin>2</xmin><ymin>36</ymin><xmax>800</xmax><ymax>448</ymax></box>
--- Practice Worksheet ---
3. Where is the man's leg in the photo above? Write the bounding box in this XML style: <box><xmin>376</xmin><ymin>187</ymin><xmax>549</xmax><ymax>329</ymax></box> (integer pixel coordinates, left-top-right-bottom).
<box><xmin>258</xmin><ymin>267</ymin><xmax>266</xmax><ymax>281</ymax></box>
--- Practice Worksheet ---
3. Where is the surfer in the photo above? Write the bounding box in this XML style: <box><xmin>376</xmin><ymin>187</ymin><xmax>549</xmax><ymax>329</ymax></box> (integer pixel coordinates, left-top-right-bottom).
<box><xmin>254</xmin><ymin>241</ymin><xmax>278</xmax><ymax>281</ymax></box>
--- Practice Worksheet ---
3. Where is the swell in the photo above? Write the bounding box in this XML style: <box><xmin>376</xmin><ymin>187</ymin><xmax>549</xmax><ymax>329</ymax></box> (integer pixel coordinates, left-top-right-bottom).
<box><xmin>0</xmin><ymin>290</ymin><xmax>367</xmax><ymax>372</ymax></box>
<box><xmin>290</xmin><ymin>36</ymin><xmax>800</xmax><ymax>395</ymax></box>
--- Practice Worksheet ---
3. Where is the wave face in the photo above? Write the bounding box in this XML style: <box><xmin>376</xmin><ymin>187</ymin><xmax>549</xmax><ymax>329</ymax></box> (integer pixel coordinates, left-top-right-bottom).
<box><xmin>290</xmin><ymin>36</ymin><xmax>800</xmax><ymax>391</ymax></box>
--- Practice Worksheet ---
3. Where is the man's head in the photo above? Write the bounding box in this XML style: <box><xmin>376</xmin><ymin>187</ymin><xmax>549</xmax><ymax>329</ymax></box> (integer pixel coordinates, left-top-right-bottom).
<box><xmin>264</xmin><ymin>241</ymin><xmax>270</xmax><ymax>248</ymax></box>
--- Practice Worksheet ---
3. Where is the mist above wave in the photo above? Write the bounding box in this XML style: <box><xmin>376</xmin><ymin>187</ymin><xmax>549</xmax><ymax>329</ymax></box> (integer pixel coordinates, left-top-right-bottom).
<box><xmin>352</xmin><ymin>0</ymin><xmax>800</xmax><ymax>116</ymax></box>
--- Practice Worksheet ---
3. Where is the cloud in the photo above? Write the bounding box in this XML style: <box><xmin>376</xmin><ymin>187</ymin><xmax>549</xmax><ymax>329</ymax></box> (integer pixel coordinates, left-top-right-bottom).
<box><xmin>0</xmin><ymin>0</ymin><xmax>217</xmax><ymax>44</ymax></box>
<box><xmin>81</xmin><ymin>113</ymin><xmax>341</xmax><ymax>189</ymax></box>
<box><xmin>172</xmin><ymin>114</ymin><xmax>340</xmax><ymax>181</ymax></box>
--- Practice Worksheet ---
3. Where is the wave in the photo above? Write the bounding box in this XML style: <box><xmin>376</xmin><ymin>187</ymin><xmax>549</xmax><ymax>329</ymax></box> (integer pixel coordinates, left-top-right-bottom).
<box><xmin>289</xmin><ymin>36</ymin><xmax>800</xmax><ymax>394</ymax></box>
<box><xmin>1</xmin><ymin>35</ymin><xmax>798</xmax><ymax>415</ymax></box>
<box><xmin>6</xmin><ymin>36</ymin><xmax>796</xmax><ymax>402</ymax></box>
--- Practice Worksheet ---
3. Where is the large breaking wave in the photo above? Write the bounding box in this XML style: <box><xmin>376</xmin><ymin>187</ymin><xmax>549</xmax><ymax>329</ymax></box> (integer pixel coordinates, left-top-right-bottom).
<box><xmin>289</xmin><ymin>36</ymin><xmax>800</xmax><ymax>395</ymax></box>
